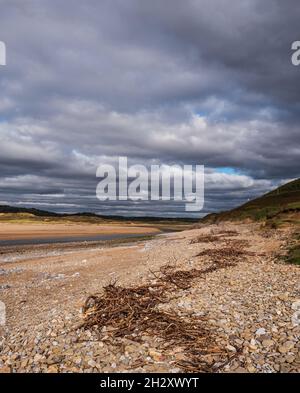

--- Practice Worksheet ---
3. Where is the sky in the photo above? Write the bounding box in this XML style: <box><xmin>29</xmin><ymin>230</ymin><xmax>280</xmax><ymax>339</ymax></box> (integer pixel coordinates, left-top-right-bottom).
<box><xmin>0</xmin><ymin>0</ymin><xmax>299</xmax><ymax>217</ymax></box>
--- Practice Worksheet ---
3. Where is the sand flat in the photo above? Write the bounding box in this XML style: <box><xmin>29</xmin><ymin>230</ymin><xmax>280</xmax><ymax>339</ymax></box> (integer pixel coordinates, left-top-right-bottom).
<box><xmin>0</xmin><ymin>222</ymin><xmax>160</xmax><ymax>240</ymax></box>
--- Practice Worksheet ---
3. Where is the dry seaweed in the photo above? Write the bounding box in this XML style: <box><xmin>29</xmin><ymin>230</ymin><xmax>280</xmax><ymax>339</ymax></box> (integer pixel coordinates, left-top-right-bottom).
<box><xmin>216</xmin><ymin>230</ymin><xmax>238</xmax><ymax>237</ymax></box>
<box><xmin>80</xmin><ymin>237</ymin><xmax>252</xmax><ymax>372</ymax></box>
<box><xmin>80</xmin><ymin>281</ymin><xmax>221</xmax><ymax>372</ymax></box>
<box><xmin>195</xmin><ymin>246</ymin><xmax>255</xmax><ymax>265</ymax></box>
<box><xmin>190</xmin><ymin>235</ymin><xmax>222</xmax><ymax>244</ymax></box>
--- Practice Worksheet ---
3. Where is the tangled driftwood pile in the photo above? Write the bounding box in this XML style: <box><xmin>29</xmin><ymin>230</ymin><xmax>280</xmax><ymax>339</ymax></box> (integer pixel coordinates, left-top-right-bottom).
<box><xmin>80</xmin><ymin>240</ymin><xmax>253</xmax><ymax>372</ymax></box>
<box><xmin>196</xmin><ymin>245</ymin><xmax>255</xmax><ymax>265</ymax></box>
<box><xmin>157</xmin><ymin>264</ymin><xmax>222</xmax><ymax>290</ymax></box>
<box><xmin>190</xmin><ymin>234</ymin><xmax>222</xmax><ymax>244</ymax></box>
<box><xmin>81</xmin><ymin>280</ymin><xmax>220</xmax><ymax>371</ymax></box>
<box><xmin>216</xmin><ymin>229</ymin><xmax>239</xmax><ymax>237</ymax></box>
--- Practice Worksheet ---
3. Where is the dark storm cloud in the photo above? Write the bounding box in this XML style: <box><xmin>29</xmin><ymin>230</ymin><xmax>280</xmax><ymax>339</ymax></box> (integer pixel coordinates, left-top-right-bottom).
<box><xmin>0</xmin><ymin>0</ymin><xmax>299</xmax><ymax>216</ymax></box>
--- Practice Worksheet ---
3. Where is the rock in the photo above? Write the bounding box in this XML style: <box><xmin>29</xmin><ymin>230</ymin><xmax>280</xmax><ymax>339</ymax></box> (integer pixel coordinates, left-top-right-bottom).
<box><xmin>235</xmin><ymin>367</ymin><xmax>248</xmax><ymax>373</ymax></box>
<box><xmin>11</xmin><ymin>354</ymin><xmax>20</xmax><ymax>361</ymax></box>
<box><xmin>143</xmin><ymin>364</ymin><xmax>170</xmax><ymax>373</ymax></box>
<box><xmin>274</xmin><ymin>364</ymin><xmax>280</xmax><ymax>372</ymax></box>
<box><xmin>248</xmin><ymin>338</ymin><xmax>258</xmax><ymax>351</ymax></box>
<box><xmin>247</xmin><ymin>365</ymin><xmax>256</xmax><ymax>373</ymax></box>
<box><xmin>87</xmin><ymin>359</ymin><xmax>97</xmax><ymax>368</ymax></box>
<box><xmin>74</xmin><ymin>357</ymin><xmax>82</xmax><ymax>365</ymax></box>
<box><xmin>261</xmin><ymin>364</ymin><xmax>275</xmax><ymax>373</ymax></box>
<box><xmin>47</xmin><ymin>355</ymin><xmax>64</xmax><ymax>365</ymax></box>
<box><xmin>0</xmin><ymin>284</ymin><xmax>11</xmax><ymax>290</ymax></box>
<box><xmin>262</xmin><ymin>339</ymin><xmax>274</xmax><ymax>348</ymax></box>
<box><xmin>243</xmin><ymin>332</ymin><xmax>252</xmax><ymax>340</ymax></box>
<box><xmin>47</xmin><ymin>365</ymin><xmax>59</xmax><ymax>373</ymax></box>
<box><xmin>280</xmin><ymin>364</ymin><xmax>292</xmax><ymax>373</ymax></box>
<box><xmin>0</xmin><ymin>365</ymin><xmax>11</xmax><ymax>373</ymax></box>
<box><xmin>174</xmin><ymin>353</ymin><xmax>187</xmax><ymax>361</ymax></box>
<box><xmin>125</xmin><ymin>344</ymin><xmax>138</xmax><ymax>354</ymax></box>
<box><xmin>20</xmin><ymin>359</ymin><xmax>29</xmax><ymax>368</ymax></box>
<box><xmin>170</xmin><ymin>368</ymin><xmax>181</xmax><ymax>373</ymax></box>
<box><xmin>148</xmin><ymin>349</ymin><xmax>164</xmax><ymax>362</ymax></box>
<box><xmin>291</xmin><ymin>311</ymin><xmax>300</xmax><ymax>327</ymax></box>
<box><xmin>278</xmin><ymin>341</ymin><xmax>295</xmax><ymax>354</ymax></box>
<box><xmin>248</xmin><ymin>344</ymin><xmax>258</xmax><ymax>351</ymax></box>
<box><xmin>33</xmin><ymin>354</ymin><xmax>43</xmax><ymax>362</ymax></box>
<box><xmin>172</xmin><ymin>346</ymin><xmax>185</xmax><ymax>353</ymax></box>
<box><xmin>226</xmin><ymin>344</ymin><xmax>237</xmax><ymax>352</ymax></box>
<box><xmin>278</xmin><ymin>293</ymin><xmax>289</xmax><ymax>302</ymax></box>
<box><xmin>291</xmin><ymin>300</ymin><xmax>300</xmax><ymax>311</ymax></box>
<box><xmin>235</xmin><ymin>339</ymin><xmax>244</xmax><ymax>346</ymax></box>
<box><xmin>255</xmin><ymin>328</ymin><xmax>266</xmax><ymax>336</ymax></box>
<box><xmin>285</xmin><ymin>354</ymin><xmax>295</xmax><ymax>363</ymax></box>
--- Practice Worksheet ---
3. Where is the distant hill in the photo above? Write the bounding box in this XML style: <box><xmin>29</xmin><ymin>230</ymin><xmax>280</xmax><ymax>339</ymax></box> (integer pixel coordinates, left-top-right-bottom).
<box><xmin>201</xmin><ymin>178</ymin><xmax>300</xmax><ymax>224</ymax></box>
<box><xmin>0</xmin><ymin>205</ymin><xmax>197</xmax><ymax>224</ymax></box>
<box><xmin>0</xmin><ymin>205</ymin><xmax>60</xmax><ymax>217</ymax></box>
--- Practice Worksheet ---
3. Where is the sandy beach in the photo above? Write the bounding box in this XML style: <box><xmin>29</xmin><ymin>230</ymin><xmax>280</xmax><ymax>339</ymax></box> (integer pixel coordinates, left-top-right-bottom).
<box><xmin>0</xmin><ymin>222</ymin><xmax>299</xmax><ymax>373</ymax></box>
<box><xmin>0</xmin><ymin>222</ymin><xmax>160</xmax><ymax>241</ymax></box>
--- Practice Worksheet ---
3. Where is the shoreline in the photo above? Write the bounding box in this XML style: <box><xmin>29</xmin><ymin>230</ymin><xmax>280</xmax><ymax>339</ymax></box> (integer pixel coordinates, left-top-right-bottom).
<box><xmin>0</xmin><ymin>222</ymin><xmax>299</xmax><ymax>373</ymax></box>
<box><xmin>0</xmin><ymin>233</ymin><xmax>162</xmax><ymax>264</ymax></box>
<box><xmin>0</xmin><ymin>231</ymin><xmax>159</xmax><ymax>247</ymax></box>
<box><xmin>0</xmin><ymin>222</ymin><xmax>160</xmax><ymax>241</ymax></box>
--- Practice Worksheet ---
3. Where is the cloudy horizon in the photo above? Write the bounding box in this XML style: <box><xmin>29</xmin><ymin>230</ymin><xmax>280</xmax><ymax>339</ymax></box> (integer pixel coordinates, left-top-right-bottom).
<box><xmin>0</xmin><ymin>0</ymin><xmax>299</xmax><ymax>217</ymax></box>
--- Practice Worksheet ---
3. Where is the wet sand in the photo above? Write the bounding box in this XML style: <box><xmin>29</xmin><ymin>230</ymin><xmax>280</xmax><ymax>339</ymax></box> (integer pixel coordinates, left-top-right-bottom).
<box><xmin>0</xmin><ymin>222</ymin><xmax>160</xmax><ymax>241</ymax></box>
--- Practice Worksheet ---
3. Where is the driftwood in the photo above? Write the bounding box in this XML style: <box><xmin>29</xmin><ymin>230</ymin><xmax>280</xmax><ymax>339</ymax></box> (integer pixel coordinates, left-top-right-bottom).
<box><xmin>80</xmin><ymin>239</ymin><xmax>253</xmax><ymax>372</ymax></box>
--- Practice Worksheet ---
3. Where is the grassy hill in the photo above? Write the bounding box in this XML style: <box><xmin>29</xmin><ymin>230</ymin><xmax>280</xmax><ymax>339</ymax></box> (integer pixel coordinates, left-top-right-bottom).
<box><xmin>0</xmin><ymin>205</ymin><xmax>197</xmax><ymax>231</ymax></box>
<box><xmin>201</xmin><ymin>178</ymin><xmax>300</xmax><ymax>225</ymax></box>
<box><xmin>200</xmin><ymin>178</ymin><xmax>300</xmax><ymax>265</ymax></box>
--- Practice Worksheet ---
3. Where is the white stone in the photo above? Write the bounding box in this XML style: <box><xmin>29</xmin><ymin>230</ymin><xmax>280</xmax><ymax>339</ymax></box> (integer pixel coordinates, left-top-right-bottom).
<box><xmin>255</xmin><ymin>328</ymin><xmax>266</xmax><ymax>336</ymax></box>
<box><xmin>291</xmin><ymin>300</ymin><xmax>300</xmax><ymax>311</ymax></box>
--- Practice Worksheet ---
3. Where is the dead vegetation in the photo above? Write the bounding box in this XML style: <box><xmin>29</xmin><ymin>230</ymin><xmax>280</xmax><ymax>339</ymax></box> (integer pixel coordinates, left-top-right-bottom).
<box><xmin>216</xmin><ymin>230</ymin><xmax>238</xmax><ymax>237</ymax></box>
<box><xmin>189</xmin><ymin>234</ymin><xmax>222</xmax><ymax>244</ymax></box>
<box><xmin>81</xmin><ymin>280</ymin><xmax>222</xmax><ymax>372</ymax></box>
<box><xmin>156</xmin><ymin>264</ymin><xmax>224</xmax><ymax>290</ymax></box>
<box><xmin>80</xmin><ymin>237</ymin><xmax>253</xmax><ymax>372</ymax></box>
<box><xmin>195</xmin><ymin>245</ymin><xmax>256</xmax><ymax>265</ymax></box>
<box><xmin>224</xmin><ymin>239</ymin><xmax>250</xmax><ymax>249</ymax></box>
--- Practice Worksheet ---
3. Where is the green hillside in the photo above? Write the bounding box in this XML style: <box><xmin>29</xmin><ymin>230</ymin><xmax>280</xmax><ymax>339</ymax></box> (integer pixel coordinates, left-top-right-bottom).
<box><xmin>202</xmin><ymin>178</ymin><xmax>300</xmax><ymax>224</ymax></box>
<box><xmin>0</xmin><ymin>205</ymin><xmax>197</xmax><ymax>231</ymax></box>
